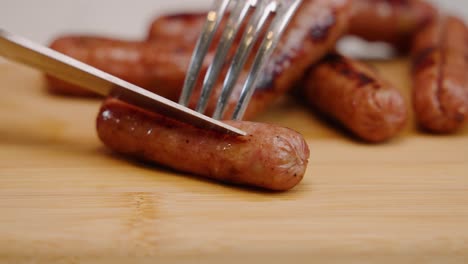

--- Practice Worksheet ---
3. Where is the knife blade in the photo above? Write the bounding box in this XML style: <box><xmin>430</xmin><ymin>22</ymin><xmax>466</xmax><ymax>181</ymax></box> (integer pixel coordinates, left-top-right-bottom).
<box><xmin>0</xmin><ymin>30</ymin><xmax>247</xmax><ymax>136</ymax></box>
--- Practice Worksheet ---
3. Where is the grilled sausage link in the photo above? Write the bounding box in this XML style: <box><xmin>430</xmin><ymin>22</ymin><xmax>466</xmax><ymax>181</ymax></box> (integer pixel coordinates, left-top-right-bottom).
<box><xmin>47</xmin><ymin>0</ymin><xmax>351</xmax><ymax>120</ymax></box>
<box><xmin>147</xmin><ymin>13</ymin><xmax>207</xmax><ymax>44</ymax></box>
<box><xmin>48</xmin><ymin>13</ymin><xmax>224</xmax><ymax>97</ymax></box>
<box><xmin>349</xmin><ymin>0</ymin><xmax>436</xmax><ymax>48</ymax></box>
<box><xmin>97</xmin><ymin>99</ymin><xmax>310</xmax><ymax>191</ymax></box>
<box><xmin>170</xmin><ymin>0</ymin><xmax>352</xmax><ymax>119</ymax></box>
<box><xmin>302</xmin><ymin>53</ymin><xmax>408</xmax><ymax>142</ymax></box>
<box><xmin>411</xmin><ymin>16</ymin><xmax>468</xmax><ymax>133</ymax></box>
<box><xmin>47</xmin><ymin>36</ymin><xmax>188</xmax><ymax>99</ymax></box>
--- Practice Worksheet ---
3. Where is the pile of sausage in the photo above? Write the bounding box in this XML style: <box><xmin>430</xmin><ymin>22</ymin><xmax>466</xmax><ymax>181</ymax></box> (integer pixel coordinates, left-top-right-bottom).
<box><xmin>46</xmin><ymin>0</ymin><xmax>468</xmax><ymax>191</ymax></box>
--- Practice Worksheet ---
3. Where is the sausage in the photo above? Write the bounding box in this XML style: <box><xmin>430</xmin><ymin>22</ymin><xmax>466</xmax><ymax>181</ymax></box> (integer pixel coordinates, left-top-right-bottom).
<box><xmin>411</xmin><ymin>16</ymin><xmax>468</xmax><ymax>133</ymax></box>
<box><xmin>349</xmin><ymin>0</ymin><xmax>437</xmax><ymax>48</ymax></box>
<box><xmin>47</xmin><ymin>36</ymin><xmax>188</xmax><ymax>99</ymax></box>
<box><xmin>47</xmin><ymin>14</ymin><xmax>225</xmax><ymax>97</ymax></box>
<box><xmin>147</xmin><ymin>12</ymin><xmax>232</xmax><ymax>46</ymax></box>
<box><xmin>166</xmin><ymin>0</ymin><xmax>352</xmax><ymax>119</ymax></box>
<box><xmin>96</xmin><ymin>98</ymin><xmax>310</xmax><ymax>191</ymax></box>
<box><xmin>302</xmin><ymin>53</ymin><xmax>408</xmax><ymax>142</ymax></box>
<box><xmin>147</xmin><ymin>13</ymin><xmax>207</xmax><ymax>44</ymax></box>
<box><xmin>47</xmin><ymin>0</ymin><xmax>351</xmax><ymax>120</ymax></box>
<box><xmin>47</xmin><ymin>37</ymin><xmax>125</xmax><ymax>96</ymax></box>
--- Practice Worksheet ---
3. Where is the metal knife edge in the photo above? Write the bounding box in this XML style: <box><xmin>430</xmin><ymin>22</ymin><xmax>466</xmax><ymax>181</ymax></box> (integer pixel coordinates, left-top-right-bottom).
<box><xmin>0</xmin><ymin>29</ymin><xmax>247</xmax><ymax>136</ymax></box>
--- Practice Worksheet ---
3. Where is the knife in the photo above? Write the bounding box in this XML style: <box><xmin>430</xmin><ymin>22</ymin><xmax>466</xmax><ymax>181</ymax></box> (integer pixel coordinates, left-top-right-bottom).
<box><xmin>0</xmin><ymin>30</ymin><xmax>246</xmax><ymax>136</ymax></box>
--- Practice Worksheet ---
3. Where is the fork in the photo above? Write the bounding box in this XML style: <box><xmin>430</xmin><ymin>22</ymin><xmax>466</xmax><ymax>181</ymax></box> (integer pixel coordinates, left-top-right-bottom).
<box><xmin>178</xmin><ymin>0</ymin><xmax>302</xmax><ymax>120</ymax></box>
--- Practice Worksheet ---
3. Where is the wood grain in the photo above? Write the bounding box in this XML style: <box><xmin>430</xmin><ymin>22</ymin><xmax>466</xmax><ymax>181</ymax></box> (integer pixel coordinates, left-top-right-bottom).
<box><xmin>0</xmin><ymin>60</ymin><xmax>467</xmax><ymax>263</ymax></box>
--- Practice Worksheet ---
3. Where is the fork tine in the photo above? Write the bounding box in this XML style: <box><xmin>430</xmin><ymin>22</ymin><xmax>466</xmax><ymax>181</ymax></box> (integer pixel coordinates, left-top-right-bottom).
<box><xmin>212</xmin><ymin>0</ymin><xmax>277</xmax><ymax>120</ymax></box>
<box><xmin>232</xmin><ymin>0</ymin><xmax>303</xmax><ymax>120</ymax></box>
<box><xmin>195</xmin><ymin>0</ymin><xmax>255</xmax><ymax>114</ymax></box>
<box><xmin>178</xmin><ymin>0</ymin><xmax>232</xmax><ymax>107</ymax></box>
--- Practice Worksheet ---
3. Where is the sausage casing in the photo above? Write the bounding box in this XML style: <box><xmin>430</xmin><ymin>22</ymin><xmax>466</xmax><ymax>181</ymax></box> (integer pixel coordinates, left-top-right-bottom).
<box><xmin>147</xmin><ymin>13</ymin><xmax>207</xmax><ymax>45</ymax></box>
<box><xmin>349</xmin><ymin>0</ymin><xmax>436</xmax><ymax>48</ymax></box>
<box><xmin>411</xmin><ymin>16</ymin><xmax>468</xmax><ymax>133</ymax></box>
<box><xmin>47</xmin><ymin>36</ymin><xmax>188</xmax><ymax>99</ymax></box>
<box><xmin>97</xmin><ymin>99</ymin><xmax>310</xmax><ymax>191</ymax></box>
<box><xmin>302</xmin><ymin>53</ymin><xmax>408</xmax><ymax>142</ymax></box>
<box><xmin>161</xmin><ymin>0</ymin><xmax>352</xmax><ymax>119</ymax></box>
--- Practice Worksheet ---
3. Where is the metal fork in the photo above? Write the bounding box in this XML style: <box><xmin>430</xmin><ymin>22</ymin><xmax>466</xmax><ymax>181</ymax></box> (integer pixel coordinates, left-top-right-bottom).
<box><xmin>178</xmin><ymin>0</ymin><xmax>302</xmax><ymax>120</ymax></box>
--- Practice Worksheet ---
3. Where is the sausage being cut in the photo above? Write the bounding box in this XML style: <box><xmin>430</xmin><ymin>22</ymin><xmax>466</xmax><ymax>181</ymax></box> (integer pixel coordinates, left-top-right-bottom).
<box><xmin>97</xmin><ymin>98</ymin><xmax>310</xmax><ymax>191</ymax></box>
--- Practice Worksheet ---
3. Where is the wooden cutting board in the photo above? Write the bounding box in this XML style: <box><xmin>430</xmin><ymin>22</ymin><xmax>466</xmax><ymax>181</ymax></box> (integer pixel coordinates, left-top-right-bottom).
<box><xmin>0</xmin><ymin>60</ymin><xmax>467</xmax><ymax>264</ymax></box>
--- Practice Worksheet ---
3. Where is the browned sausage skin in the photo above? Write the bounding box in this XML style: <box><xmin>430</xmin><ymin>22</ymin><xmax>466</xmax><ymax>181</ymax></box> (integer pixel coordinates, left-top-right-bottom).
<box><xmin>183</xmin><ymin>0</ymin><xmax>351</xmax><ymax>119</ymax></box>
<box><xmin>349</xmin><ymin>0</ymin><xmax>437</xmax><ymax>48</ymax></box>
<box><xmin>47</xmin><ymin>36</ymin><xmax>188</xmax><ymax>99</ymax></box>
<box><xmin>47</xmin><ymin>14</ymin><xmax>222</xmax><ymax>97</ymax></box>
<box><xmin>147</xmin><ymin>13</ymin><xmax>208</xmax><ymax>45</ymax></box>
<box><xmin>411</xmin><ymin>16</ymin><xmax>468</xmax><ymax>133</ymax></box>
<box><xmin>47</xmin><ymin>37</ymin><xmax>127</xmax><ymax>97</ymax></box>
<box><xmin>47</xmin><ymin>0</ymin><xmax>351</xmax><ymax>121</ymax></box>
<box><xmin>97</xmin><ymin>98</ymin><xmax>310</xmax><ymax>191</ymax></box>
<box><xmin>302</xmin><ymin>53</ymin><xmax>408</xmax><ymax>142</ymax></box>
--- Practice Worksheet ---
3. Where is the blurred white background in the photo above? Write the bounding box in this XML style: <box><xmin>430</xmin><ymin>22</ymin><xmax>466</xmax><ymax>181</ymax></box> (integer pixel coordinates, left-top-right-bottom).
<box><xmin>0</xmin><ymin>0</ymin><xmax>467</xmax><ymax>44</ymax></box>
